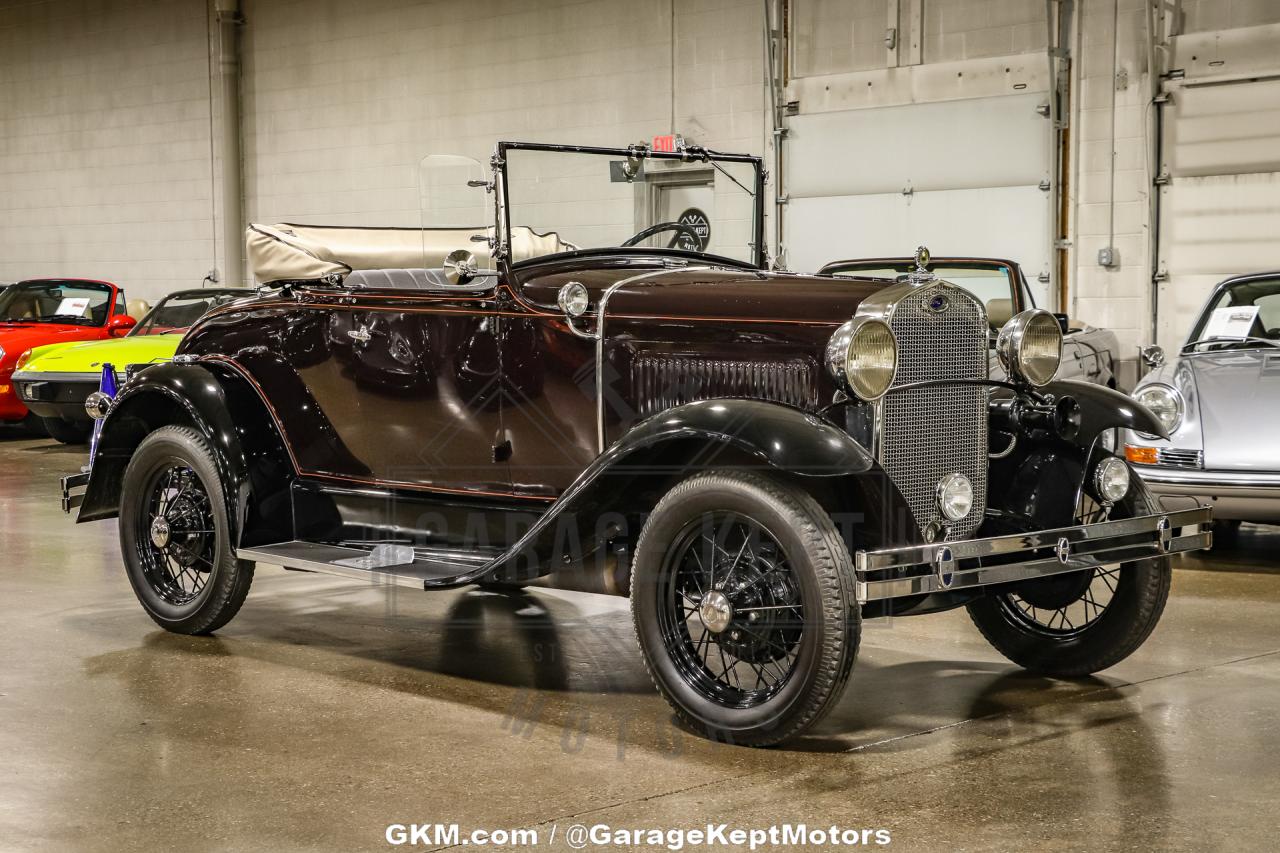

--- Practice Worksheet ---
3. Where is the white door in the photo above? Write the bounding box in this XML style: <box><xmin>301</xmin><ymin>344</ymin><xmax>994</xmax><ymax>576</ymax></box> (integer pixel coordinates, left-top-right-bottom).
<box><xmin>783</xmin><ymin>92</ymin><xmax>1054</xmax><ymax>305</ymax></box>
<box><xmin>1156</xmin><ymin>76</ymin><xmax>1280</xmax><ymax>350</ymax></box>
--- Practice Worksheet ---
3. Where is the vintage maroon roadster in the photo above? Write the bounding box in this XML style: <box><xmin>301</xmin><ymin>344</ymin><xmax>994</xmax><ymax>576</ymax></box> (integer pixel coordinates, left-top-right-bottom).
<box><xmin>63</xmin><ymin>142</ymin><xmax>1210</xmax><ymax>745</ymax></box>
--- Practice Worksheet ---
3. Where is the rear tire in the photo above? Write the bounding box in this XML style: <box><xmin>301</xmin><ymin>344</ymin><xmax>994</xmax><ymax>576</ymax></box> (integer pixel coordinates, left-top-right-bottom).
<box><xmin>119</xmin><ymin>425</ymin><xmax>253</xmax><ymax>635</ymax></box>
<box><xmin>42</xmin><ymin>417</ymin><xmax>91</xmax><ymax>444</ymax></box>
<box><xmin>631</xmin><ymin>470</ymin><xmax>859</xmax><ymax>747</ymax></box>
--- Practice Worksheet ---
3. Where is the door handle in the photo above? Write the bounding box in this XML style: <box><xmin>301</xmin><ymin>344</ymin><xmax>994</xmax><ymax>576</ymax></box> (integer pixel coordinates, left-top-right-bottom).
<box><xmin>347</xmin><ymin>325</ymin><xmax>371</xmax><ymax>343</ymax></box>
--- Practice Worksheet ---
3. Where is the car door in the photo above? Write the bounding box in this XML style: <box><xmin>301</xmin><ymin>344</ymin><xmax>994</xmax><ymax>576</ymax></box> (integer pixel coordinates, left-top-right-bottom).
<box><xmin>204</xmin><ymin>274</ymin><xmax>513</xmax><ymax>499</ymax></box>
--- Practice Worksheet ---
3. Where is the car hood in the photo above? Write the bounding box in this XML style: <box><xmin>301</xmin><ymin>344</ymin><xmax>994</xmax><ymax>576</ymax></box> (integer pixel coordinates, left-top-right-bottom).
<box><xmin>0</xmin><ymin>324</ymin><xmax>105</xmax><ymax>368</ymax></box>
<box><xmin>16</xmin><ymin>333</ymin><xmax>183</xmax><ymax>375</ymax></box>
<box><xmin>1185</xmin><ymin>350</ymin><xmax>1280</xmax><ymax>471</ymax></box>
<box><xmin>600</xmin><ymin>268</ymin><xmax>891</xmax><ymax>324</ymax></box>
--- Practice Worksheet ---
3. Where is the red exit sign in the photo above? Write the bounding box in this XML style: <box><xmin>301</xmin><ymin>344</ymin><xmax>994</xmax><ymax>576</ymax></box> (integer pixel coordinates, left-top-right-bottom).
<box><xmin>652</xmin><ymin>134</ymin><xmax>682</xmax><ymax>153</ymax></box>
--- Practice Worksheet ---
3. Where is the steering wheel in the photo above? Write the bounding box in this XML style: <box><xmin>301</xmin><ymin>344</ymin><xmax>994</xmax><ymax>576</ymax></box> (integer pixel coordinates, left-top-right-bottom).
<box><xmin>622</xmin><ymin>221</ymin><xmax>703</xmax><ymax>250</ymax></box>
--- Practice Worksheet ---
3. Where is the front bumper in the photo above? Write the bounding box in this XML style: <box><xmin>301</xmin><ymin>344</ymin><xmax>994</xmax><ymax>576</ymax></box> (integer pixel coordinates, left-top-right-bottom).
<box><xmin>60</xmin><ymin>471</ymin><xmax>90</xmax><ymax>513</ymax></box>
<box><xmin>854</xmin><ymin>507</ymin><xmax>1211</xmax><ymax>602</ymax></box>
<box><xmin>12</xmin><ymin>371</ymin><xmax>99</xmax><ymax>423</ymax></box>
<box><xmin>1133</xmin><ymin>465</ymin><xmax>1280</xmax><ymax>523</ymax></box>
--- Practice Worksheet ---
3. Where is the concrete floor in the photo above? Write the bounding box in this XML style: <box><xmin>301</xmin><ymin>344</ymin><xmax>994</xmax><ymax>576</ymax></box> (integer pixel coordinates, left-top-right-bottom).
<box><xmin>1</xmin><ymin>428</ymin><xmax>1278</xmax><ymax>852</ymax></box>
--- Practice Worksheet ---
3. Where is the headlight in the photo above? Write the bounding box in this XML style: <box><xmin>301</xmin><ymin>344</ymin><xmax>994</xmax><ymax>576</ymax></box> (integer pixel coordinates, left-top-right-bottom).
<box><xmin>937</xmin><ymin>473</ymin><xmax>974</xmax><ymax>522</ymax></box>
<box><xmin>1093</xmin><ymin>457</ymin><xmax>1130</xmax><ymax>504</ymax></box>
<box><xmin>825</xmin><ymin>317</ymin><xmax>897</xmax><ymax>401</ymax></box>
<box><xmin>1134</xmin><ymin>383</ymin><xmax>1182</xmax><ymax>435</ymax></box>
<box><xmin>84</xmin><ymin>391</ymin><xmax>113</xmax><ymax>420</ymax></box>
<box><xmin>996</xmin><ymin>309</ymin><xmax>1062</xmax><ymax>387</ymax></box>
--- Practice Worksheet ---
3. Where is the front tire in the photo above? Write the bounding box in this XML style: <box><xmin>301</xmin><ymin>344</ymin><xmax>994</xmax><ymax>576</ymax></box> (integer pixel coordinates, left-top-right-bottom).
<box><xmin>631</xmin><ymin>471</ymin><xmax>859</xmax><ymax>747</ymax></box>
<box><xmin>119</xmin><ymin>425</ymin><xmax>253</xmax><ymax>635</ymax></box>
<box><xmin>966</xmin><ymin>493</ymin><xmax>1171</xmax><ymax>677</ymax></box>
<box><xmin>42</xmin><ymin>417</ymin><xmax>91</xmax><ymax>444</ymax></box>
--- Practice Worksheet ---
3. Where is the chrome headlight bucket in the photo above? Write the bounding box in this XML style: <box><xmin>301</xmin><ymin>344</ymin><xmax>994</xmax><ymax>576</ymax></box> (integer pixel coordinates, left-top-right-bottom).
<box><xmin>996</xmin><ymin>309</ymin><xmax>1062</xmax><ymax>387</ymax></box>
<box><xmin>84</xmin><ymin>391</ymin><xmax>113</xmax><ymax>420</ymax></box>
<box><xmin>1133</xmin><ymin>383</ymin><xmax>1183</xmax><ymax>437</ymax></box>
<box><xmin>825</xmin><ymin>317</ymin><xmax>897</xmax><ymax>401</ymax></box>
<box><xmin>1093</xmin><ymin>457</ymin><xmax>1130</xmax><ymax>504</ymax></box>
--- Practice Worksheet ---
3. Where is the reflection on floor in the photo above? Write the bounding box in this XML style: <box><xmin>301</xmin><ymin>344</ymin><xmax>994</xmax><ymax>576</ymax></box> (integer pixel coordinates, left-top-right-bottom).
<box><xmin>1</xmin><ymin>427</ymin><xmax>1277</xmax><ymax>851</ymax></box>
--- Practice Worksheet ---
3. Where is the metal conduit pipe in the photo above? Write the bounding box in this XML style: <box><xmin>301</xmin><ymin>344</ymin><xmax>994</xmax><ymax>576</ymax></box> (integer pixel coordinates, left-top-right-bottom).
<box><xmin>213</xmin><ymin>0</ymin><xmax>245</xmax><ymax>287</ymax></box>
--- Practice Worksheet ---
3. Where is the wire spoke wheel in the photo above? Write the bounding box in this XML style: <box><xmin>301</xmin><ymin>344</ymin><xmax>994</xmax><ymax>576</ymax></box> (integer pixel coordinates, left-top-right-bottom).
<box><xmin>997</xmin><ymin>492</ymin><xmax>1121</xmax><ymax>638</ymax></box>
<box><xmin>135</xmin><ymin>462</ymin><xmax>217</xmax><ymax>606</ymax></box>
<box><xmin>657</xmin><ymin>511</ymin><xmax>805</xmax><ymax>708</ymax></box>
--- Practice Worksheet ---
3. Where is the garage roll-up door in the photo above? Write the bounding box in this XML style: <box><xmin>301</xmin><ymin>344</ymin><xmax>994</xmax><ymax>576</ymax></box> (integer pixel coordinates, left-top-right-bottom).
<box><xmin>1156</xmin><ymin>75</ymin><xmax>1280</xmax><ymax>350</ymax></box>
<box><xmin>784</xmin><ymin>92</ymin><xmax>1053</xmax><ymax>305</ymax></box>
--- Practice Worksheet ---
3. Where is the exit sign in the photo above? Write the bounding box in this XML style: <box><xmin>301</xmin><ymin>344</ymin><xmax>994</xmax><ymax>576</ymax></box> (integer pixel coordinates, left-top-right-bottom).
<box><xmin>652</xmin><ymin>134</ymin><xmax>683</xmax><ymax>153</ymax></box>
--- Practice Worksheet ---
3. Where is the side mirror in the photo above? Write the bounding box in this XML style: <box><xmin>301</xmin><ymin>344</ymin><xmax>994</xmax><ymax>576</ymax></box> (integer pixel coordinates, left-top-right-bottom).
<box><xmin>107</xmin><ymin>315</ymin><xmax>137</xmax><ymax>337</ymax></box>
<box><xmin>1140</xmin><ymin>344</ymin><xmax>1165</xmax><ymax>370</ymax></box>
<box><xmin>1052</xmin><ymin>312</ymin><xmax>1070</xmax><ymax>335</ymax></box>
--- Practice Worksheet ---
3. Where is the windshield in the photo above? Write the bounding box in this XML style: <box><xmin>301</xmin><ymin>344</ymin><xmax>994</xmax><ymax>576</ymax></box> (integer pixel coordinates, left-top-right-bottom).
<box><xmin>0</xmin><ymin>281</ymin><xmax>112</xmax><ymax>325</ymax></box>
<box><xmin>1185</xmin><ymin>277</ymin><xmax>1280</xmax><ymax>352</ymax></box>
<box><xmin>827</xmin><ymin>260</ymin><xmax>1030</xmax><ymax>330</ymax></box>
<box><xmin>501</xmin><ymin>144</ymin><xmax>763</xmax><ymax>266</ymax></box>
<box><xmin>130</xmin><ymin>291</ymin><xmax>244</xmax><ymax>337</ymax></box>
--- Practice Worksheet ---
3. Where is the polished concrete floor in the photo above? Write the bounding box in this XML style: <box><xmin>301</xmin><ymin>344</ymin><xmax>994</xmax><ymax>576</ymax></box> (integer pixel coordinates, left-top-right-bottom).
<box><xmin>1</xmin><ymin>427</ymin><xmax>1278</xmax><ymax>852</ymax></box>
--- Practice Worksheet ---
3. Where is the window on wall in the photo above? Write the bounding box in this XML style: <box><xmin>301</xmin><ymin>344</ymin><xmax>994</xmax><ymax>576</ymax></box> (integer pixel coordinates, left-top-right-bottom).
<box><xmin>791</xmin><ymin>0</ymin><xmax>890</xmax><ymax>77</ymax></box>
<box><xmin>922</xmin><ymin>0</ymin><xmax>1047</xmax><ymax>63</ymax></box>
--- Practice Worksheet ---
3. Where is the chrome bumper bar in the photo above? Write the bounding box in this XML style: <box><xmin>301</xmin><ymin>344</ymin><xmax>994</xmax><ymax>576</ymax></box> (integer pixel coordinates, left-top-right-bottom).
<box><xmin>60</xmin><ymin>471</ymin><xmax>89</xmax><ymax>514</ymax></box>
<box><xmin>853</xmin><ymin>507</ymin><xmax>1212</xmax><ymax>603</ymax></box>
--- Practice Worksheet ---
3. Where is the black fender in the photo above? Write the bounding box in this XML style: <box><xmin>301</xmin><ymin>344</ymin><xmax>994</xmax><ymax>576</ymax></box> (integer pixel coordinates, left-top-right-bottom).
<box><xmin>440</xmin><ymin>399</ymin><xmax>915</xmax><ymax>588</ymax></box>
<box><xmin>1043</xmin><ymin>379</ymin><xmax>1167</xmax><ymax>444</ymax></box>
<box><xmin>78</xmin><ymin>363</ymin><xmax>293</xmax><ymax>546</ymax></box>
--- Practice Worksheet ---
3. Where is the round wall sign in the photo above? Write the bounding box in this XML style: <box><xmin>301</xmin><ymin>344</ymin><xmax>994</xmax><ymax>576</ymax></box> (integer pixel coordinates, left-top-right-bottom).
<box><xmin>674</xmin><ymin>208</ymin><xmax>710</xmax><ymax>251</ymax></box>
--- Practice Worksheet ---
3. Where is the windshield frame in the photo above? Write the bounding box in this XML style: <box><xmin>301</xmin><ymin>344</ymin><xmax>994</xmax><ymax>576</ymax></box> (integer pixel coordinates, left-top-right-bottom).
<box><xmin>128</xmin><ymin>288</ymin><xmax>248</xmax><ymax>337</ymax></box>
<box><xmin>1184</xmin><ymin>272</ymin><xmax>1280</xmax><ymax>353</ymax></box>
<box><xmin>820</xmin><ymin>256</ymin><xmax>1035</xmax><ymax>312</ymax></box>
<box><xmin>495</xmin><ymin>141</ymin><xmax>767</xmax><ymax>271</ymax></box>
<box><xmin>0</xmin><ymin>279</ymin><xmax>115</xmax><ymax>326</ymax></box>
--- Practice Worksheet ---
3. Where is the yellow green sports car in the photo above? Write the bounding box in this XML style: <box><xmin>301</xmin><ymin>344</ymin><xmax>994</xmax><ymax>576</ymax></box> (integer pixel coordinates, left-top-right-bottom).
<box><xmin>13</xmin><ymin>288</ymin><xmax>248</xmax><ymax>443</ymax></box>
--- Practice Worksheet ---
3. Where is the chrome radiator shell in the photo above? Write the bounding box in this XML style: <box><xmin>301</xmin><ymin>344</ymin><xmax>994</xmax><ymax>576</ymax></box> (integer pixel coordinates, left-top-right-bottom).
<box><xmin>858</xmin><ymin>280</ymin><xmax>990</xmax><ymax>540</ymax></box>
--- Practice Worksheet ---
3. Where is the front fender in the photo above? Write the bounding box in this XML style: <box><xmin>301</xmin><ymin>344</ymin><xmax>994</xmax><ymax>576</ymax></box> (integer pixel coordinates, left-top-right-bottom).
<box><xmin>455</xmin><ymin>399</ymin><xmax>901</xmax><ymax>588</ymax></box>
<box><xmin>606</xmin><ymin>398</ymin><xmax>875</xmax><ymax>476</ymax></box>
<box><xmin>79</xmin><ymin>364</ymin><xmax>253</xmax><ymax>537</ymax></box>
<box><xmin>1043</xmin><ymin>379</ymin><xmax>1168</xmax><ymax>444</ymax></box>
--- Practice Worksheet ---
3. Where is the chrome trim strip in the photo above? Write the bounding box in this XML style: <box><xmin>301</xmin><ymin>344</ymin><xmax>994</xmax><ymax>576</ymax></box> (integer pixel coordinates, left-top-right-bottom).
<box><xmin>1134</xmin><ymin>466</ymin><xmax>1280</xmax><ymax>488</ymax></box>
<box><xmin>11</xmin><ymin>371</ymin><xmax>101</xmax><ymax>384</ymax></box>
<box><xmin>594</xmin><ymin>266</ymin><xmax>711</xmax><ymax>452</ymax></box>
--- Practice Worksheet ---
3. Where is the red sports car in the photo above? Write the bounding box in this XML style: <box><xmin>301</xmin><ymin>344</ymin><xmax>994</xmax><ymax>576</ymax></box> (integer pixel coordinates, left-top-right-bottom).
<box><xmin>0</xmin><ymin>278</ymin><xmax>136</xmax><ymax>431</ymax></box>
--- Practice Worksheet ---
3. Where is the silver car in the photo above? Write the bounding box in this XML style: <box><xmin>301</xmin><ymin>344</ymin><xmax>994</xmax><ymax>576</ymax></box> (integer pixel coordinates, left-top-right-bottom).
<box><xmin>1125</xmin><ymin>271</ymin><xmax>1280</xmax><ymax>539</ymax></box>
<box><xmin>820</xmin><ymin>256</ymin><xmax>1122</xmax><ymax>388</ymax></box>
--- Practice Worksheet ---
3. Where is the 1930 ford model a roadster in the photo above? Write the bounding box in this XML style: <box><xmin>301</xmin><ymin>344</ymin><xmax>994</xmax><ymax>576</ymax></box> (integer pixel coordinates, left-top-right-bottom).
<box><xmin>63</xmin><ymin>142</ymin><xmax>1210</xmax><ymax>746</ymax></box>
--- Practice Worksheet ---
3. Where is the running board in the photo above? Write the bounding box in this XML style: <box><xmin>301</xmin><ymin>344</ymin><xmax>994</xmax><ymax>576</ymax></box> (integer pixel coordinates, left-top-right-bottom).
<box><xmin>235</xmin><ymin>541</ymin><xmax>498</xmax><ymax>589</ymax></box>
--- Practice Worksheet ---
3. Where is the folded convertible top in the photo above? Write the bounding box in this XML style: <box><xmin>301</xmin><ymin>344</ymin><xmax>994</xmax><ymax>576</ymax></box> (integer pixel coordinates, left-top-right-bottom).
<box><xmin>245</xmin><ymin>223</ymin><xmax>576</xmax><ymax>283</ymax></box>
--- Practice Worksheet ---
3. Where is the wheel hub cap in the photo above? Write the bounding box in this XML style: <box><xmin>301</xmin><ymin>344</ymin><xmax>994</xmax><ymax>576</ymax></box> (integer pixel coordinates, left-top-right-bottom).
<box><xmin>698</xmin><ymin>590</ymin><xmax>734</xmax><ymax>634</ymax></box>
<box><xmin>149</xmin><ymin>517</ymin><xmax>171</xmax><ymax>549</ymax></box>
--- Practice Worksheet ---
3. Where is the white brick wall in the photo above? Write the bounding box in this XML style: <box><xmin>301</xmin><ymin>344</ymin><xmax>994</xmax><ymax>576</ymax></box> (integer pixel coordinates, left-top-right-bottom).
<box><xmin>0</xmin><ymin>0</ymin><xmax>215</xmax><ymax>304</ymax></box>
<box><xmin>241</xmin><ymin>0</ymin><xmax>765</xmax><ymax>241</ymax></box>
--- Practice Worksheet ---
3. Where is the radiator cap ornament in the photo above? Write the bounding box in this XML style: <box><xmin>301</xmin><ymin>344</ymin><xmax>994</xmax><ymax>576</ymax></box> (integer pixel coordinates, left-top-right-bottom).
<box><xmin>908</xmin><ymin>245</ymin><xmax>936</xmax><ymax>285</ymax></box>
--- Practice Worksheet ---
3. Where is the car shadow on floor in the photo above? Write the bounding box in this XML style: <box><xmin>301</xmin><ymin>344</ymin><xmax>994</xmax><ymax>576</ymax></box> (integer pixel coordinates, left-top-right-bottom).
<box><xmin>78</xmin><ymin>583</ymin><xmax>1157</xmax><ymax>760</ymax></box>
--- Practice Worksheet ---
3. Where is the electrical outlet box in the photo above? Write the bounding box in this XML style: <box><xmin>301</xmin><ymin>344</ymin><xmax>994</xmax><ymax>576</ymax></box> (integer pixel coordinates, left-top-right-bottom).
<box><xmin>1097</xmin><ymin>246</ymin><xmax>1117</xmax><ymax>267</ymax></box>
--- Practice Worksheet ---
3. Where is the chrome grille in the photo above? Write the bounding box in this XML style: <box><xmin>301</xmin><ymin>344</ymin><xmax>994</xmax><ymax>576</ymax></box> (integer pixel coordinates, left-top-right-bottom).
<box><xmin>1157</xmin><ymin>448</ymin><xmax>1203</xmax><ymax>469</ymax></box>
<box><xmin>879</xmin><ymin>283</ymin><xmax>989</xmax><ymax>540</ymax></box>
